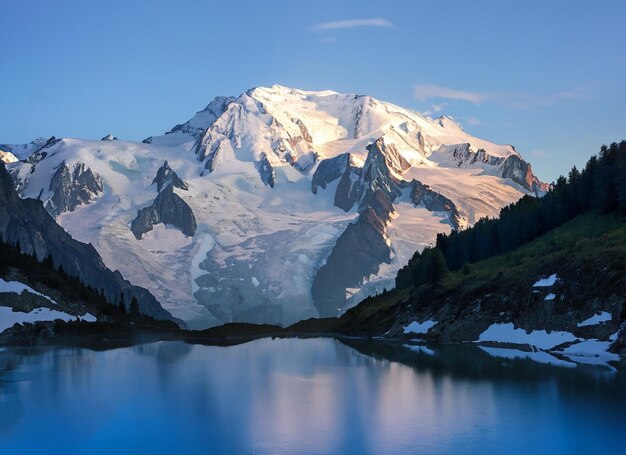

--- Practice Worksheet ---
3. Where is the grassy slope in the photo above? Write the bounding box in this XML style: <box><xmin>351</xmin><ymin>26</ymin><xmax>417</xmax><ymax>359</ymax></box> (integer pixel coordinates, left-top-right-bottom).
<box><xmin>339</xmin><ymin>212</ymin><xmax>626</xmax><ymax>332</ymax></box>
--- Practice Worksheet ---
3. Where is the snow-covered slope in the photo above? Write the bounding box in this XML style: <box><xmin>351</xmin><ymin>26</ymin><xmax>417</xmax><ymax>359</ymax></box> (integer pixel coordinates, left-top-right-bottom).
<box><xmin>5</xmin><ymin>85</ymin><xmax>547</xmax><ymax>328</ymax></box>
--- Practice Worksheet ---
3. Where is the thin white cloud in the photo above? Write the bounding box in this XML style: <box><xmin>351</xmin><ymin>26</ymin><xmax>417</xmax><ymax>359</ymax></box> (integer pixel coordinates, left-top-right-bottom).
<box><xmin>430</xmin><ymin>104</ymin><xmax>445</xmax><ymax>113</ymax></box>
<box><xmin>311</xmin><ymin>18</ymin><xmax>393</xmax><ymax>31</ymax></box>
<box><xmin>422</xmin><ymin>103</ymin><xmax>448</xmax><ymax>116</ymax></box>
<box><xmin>414</xmin><ymin>84</ymin><xmax>487</xmax><ymax>104</ymax></box>
<box><xmin>414</xmin><ymin>83</ymin><xmax>593</xmax><ymax>108</ymax></box>
<box><xmin>465</xmin><ymin>116</ymin><xmax>482</xmax><ymax>126</ymax></box>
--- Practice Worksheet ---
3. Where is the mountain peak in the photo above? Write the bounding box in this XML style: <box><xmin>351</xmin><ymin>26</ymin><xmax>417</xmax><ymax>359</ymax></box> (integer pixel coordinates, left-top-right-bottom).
<box><xmin>5</xmin><ymin>84</ymin><xmax>547</xmax><ymax>328</ymax></box>
<box><xmin>435</xmin><ymin>115</ymin><xmax>464</xmax><ymax>132</ymax></box>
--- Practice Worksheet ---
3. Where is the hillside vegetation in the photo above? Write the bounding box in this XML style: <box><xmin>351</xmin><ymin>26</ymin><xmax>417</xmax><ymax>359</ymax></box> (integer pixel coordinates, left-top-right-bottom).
<box><xmin>397</xmin><ymin>141</ymin><xmax>626</xmax><ymax>289</ymax></box>
<box><xmin>339</xmin><ymin>142</ymin><xmax>626</xmax><ymax>346</ymax></box>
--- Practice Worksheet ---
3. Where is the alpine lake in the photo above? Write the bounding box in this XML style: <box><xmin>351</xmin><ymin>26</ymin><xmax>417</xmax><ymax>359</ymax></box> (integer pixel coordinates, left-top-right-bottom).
<box><xmin>0</xmin><ymin>337</ymin><xmax>624</xmax><ymax>454</ymax></box>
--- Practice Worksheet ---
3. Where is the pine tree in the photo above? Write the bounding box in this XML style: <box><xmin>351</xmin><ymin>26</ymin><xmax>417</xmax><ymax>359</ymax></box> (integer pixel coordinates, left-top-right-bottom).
<box><xmin>118</xmin><ymin>293</ymin><xmax>126</xmax><ymax>315</ymax></box>
<box><xmin>130</xmin><ymin>297</ymin><xmax>140</xmax><ymax>317</ymax></box>
<box><xmin>396</xmin><ymin>141</ymin><xmax>626</xmax><ymax>289</ymax></box>
<box><xmin>428</xmin><ymin>248</ymin><xmax>449</xmax><ymax>286</ymax></box>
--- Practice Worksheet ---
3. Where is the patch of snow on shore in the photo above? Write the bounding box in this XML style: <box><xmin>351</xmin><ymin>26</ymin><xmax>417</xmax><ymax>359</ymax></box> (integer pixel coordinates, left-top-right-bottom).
<box><xmin>0</xmin><ymin>278</ymin><xmax>57</xmax><ymax>305</ymax></box>
<box><xmin>577</xmin><ymin>311</ymin><xmax>612</xmax><ymax>327</ymax></box>
<box><xmin>533</xmin><ymin>274</ymin><xmax>558</xmax><ymax>287</ymax></box>
<box><xmin>559</xmin><ymin>339</ymin><xmax>619</xmax><ymax>365</ymax></box>
<box><xmin>0</xmin><ymin>307</ymin><xmax>94</xmax><ymax>333</ymax></box>
<box><xmin>478</xmin><ymin>322</ymin><xmax>577</xmax><ymax>349</ymax></box>
<box><xmin>403</xmin><ymin>320</ymin><xmax>437</xmax><ymax>335</ymax></box>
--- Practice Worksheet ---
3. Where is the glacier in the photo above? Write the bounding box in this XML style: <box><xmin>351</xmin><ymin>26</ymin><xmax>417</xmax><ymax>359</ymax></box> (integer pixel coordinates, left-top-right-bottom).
<box><xmin>1</xmin><ymin>85</ymin><xmax>548</xmax><ymax>329</ymax></box>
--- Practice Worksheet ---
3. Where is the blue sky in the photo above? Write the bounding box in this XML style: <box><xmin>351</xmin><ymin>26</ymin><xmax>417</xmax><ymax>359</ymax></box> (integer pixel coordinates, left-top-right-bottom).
<box><xmin>1</xmin><ymin>0</ymin><xmax>625</xmax><ymax>181</ymax></box>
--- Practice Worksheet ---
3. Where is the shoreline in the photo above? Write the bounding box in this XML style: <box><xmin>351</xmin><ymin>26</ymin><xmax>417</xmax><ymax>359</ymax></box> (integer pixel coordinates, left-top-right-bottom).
<box><xmin>1</xmin><ymin>319</ymin><xmax>624</xmax><ymax>370</ymax></box>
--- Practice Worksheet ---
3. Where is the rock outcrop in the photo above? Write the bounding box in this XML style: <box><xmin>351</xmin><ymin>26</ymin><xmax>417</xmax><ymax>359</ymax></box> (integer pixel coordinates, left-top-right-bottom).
<box><xmin>498</xmin><ymin>154</ymin><xmax>549</xmax><ymax>196</ymax></box>
<box><xmin>152</xmin><ymin>161</ymin><xmax>189</xmax><ymax>192</ymax></box>
<box><xmin>408</xmin><ymin>180</ymin><xmax>461</xmax><ymax>230</ymax></box>
<box><xmin>334</xmin><ymin>164</ymin><xmax>361</xmax><ymax>212</ymax></box>
<box><xmin>130</xmin><ymin>185</ymin><xmax>197</xmax><ymax>239</ymax></box>
<box><xmin>45</xmin><ymin>162</ymin><xmax>103</xmax><ymax>216</ymax></box>
<box><xmin>312</xmin><ymin>153</ymin><xmax>353</xmax><ymax>193</ymax></box>
<box><xmin>356</xmin><ymin>138</ymin><xmax>404</xmax><ymax>211</ymax></box>
<box><xmin>311</xmin><ymin>207</ymin><xmax>392</xmax><ymax>317</ymax></box>
<box><xmin>0</xmin><ymin>162</ymin><xmax>174</xmax><ymax>321</ymax></box>
<box><xmin>441</xmin><ymin>143</ymin><xmax>549</xmax><ymax>196</ymax></box>
<box><xmin>311</xmin><ymin>153</ymin><xmax>361</xmax><ymax>211</ymax></box>
<box><xmin>312</xmin><ymin>138</ymin><xmax>402</xmax><ymax>315</ymax></box>
<box><xmin>257</xmin><ymin>153</ymin><xmax>275</xmax><ymax>188</ymax></box>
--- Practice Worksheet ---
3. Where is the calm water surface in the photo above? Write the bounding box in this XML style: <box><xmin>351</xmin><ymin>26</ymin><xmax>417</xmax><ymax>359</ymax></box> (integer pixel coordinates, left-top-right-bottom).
<box><xmin>0</xmin><ymin>338</ymin><xmax>625</xmax><ymax>454</ymax></box>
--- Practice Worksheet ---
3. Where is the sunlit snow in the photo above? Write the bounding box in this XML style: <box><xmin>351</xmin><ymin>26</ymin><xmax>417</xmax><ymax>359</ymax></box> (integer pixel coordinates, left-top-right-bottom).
<box><xmin>7</xmin><ymin>85</ymin><xmax>537</xmax><ymax>328</ymax></box>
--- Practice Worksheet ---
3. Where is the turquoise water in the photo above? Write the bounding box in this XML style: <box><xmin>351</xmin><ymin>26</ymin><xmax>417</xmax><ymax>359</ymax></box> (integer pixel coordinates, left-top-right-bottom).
<box><xmin>0</xmin><ymin>338</ymin><xmax>624</xmax><ymax>454</ymax></box>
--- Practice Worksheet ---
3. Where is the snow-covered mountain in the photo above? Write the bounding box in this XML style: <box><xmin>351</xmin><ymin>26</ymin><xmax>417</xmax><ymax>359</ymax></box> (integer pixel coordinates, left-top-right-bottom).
<box><xmin>3</xmin><ymin>85</ymin><xmax>548</xmax><ymax>328</ymax></box>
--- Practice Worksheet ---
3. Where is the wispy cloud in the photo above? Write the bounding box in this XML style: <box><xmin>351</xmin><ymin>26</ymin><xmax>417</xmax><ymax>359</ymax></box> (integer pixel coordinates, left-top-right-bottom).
<box><xmin>414</xmin><ymin>84</ymin><xmax>487</xmax><ymax>104</ymax></box>
<box><xmin>422</xmin><ymin>103</ymin><xmax>448</xmax><ymax>116</ymax></box>
<box><xmin>311</xmin><ymin>18</ymin><xmax>393</xmax><ymax>31</ymax></box>
<box><xmin>465</xmin><ymin>116</ymin><xmax>482</xmax><ymax>126</ymax></box>
<box><xmin>414</xmin><ymin>83</ymin><xmax>593</xmax><ymax>108</ymax></box>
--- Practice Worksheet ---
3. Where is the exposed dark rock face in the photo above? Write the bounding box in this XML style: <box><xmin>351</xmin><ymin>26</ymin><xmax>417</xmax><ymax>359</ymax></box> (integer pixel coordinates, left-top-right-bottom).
<box><xmin>499</xmin><ymin>154</ymin><xmax>549</xmax><ymax>196</ymax></box>
<box><xmin>311</xmin><ymin>207</ymin><xmax>392</xmax><ymax>317</ymax></box>
<box><xmin>312</xmin><ymin>137</ymin><xmax>468</xmax><ymax>316</ymax></box>
<box><xmin>0</xmin><ymin>162</ymin><xmax>174</xmax><ymax>321</ymax></box>
<box><xmin>311</xmin><ymin>138</ymin><xmax>403</xmax><ymax>315</ymax></box>
<box><xmin>408</xmin><ymin>180</ymin><xmax>461</xmax><ymax>230</ymax></box>
<box><xmin>334</xmin><ymin>164</ymin><xmax>361</xmax><ymax>212</ymax></box>
<box><xmin>257</xmin><ymin>153</ymin><xmax>275</xmax><ymax>188</ymax></box>
<box><xmin>100</xmin><ymin>134</ymin><xmax>118</xmax><ymax>141</ymax></box>
<box><xmin>26</xmin><ymin>150</ymin><xmax>49</xmax><ymax>165</ymax></box>
<box><xmin>312</xmin><ymin>138</ymin><xmax>406</xmax><ymax>216</ymax></box>
<box><xmin>294</xmin><ymin>118</ymin><xmax>313</xmax><ymax>144</ymax></box>
<box><xmin>45</xmin><ymin>162</ymin><xmax>103</xmax><ymax>216</ymax></box>
<box><xmin>360</xmin><ymin>187</ymin><xmax>396</xmax><ymax>221</ymax></box>
<box><xmin>448</xmin><ymin>143</ymin><xmax>501</xmax><ymax>167</ymax></box>
<box><xmin>130</xmin><ymin>185</ymin><xmax>197</xmax><ymax>239</ymax></box>
<box><xmin>357</xmin><ymin>138</ymin><xmax>404</xmax><ymax>209</ymax></box>
<box><xmin>14</xmin><ymin>137</ymin><xmax>62</xmax><ymax>165</ymax></box>
<box><xmin>375</xmin><ymin>139</ymin><xmax>411</xmax><ymax>175</ymax></box>
<box><xmin>311</xmin><ymin>152</ymin><xmax>362</xmax><ymax>211</ymax></box>
<box><xmin>443</xmin><ymin>143</ymin><xmax>548</xmax><ymax>196</ymax></box>
<box><xmin>203</xmin><ymin>143</ymin><xmax>221</xmax><ymax>173</ymax></box>
<box><xmin>352</xmin><ymin>95</ymin><xmax>376</xmax><ymax>139</ymax></box>
<box><xmin>152</xmin><ymin>161</ymin><xmax>189</xmax><ymax>192</ymax></box>
<box><xmin>311</xmin><ymin>153</ymin><xmax>353</xmax><ymax>194</ymax></box>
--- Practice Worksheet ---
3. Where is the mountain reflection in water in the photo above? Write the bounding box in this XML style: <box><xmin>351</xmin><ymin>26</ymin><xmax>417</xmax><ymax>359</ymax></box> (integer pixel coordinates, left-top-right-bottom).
<box><xmin>0</xmin><ymin>338</ymin><xmax>624</xmax><ymax>454</ymax></box>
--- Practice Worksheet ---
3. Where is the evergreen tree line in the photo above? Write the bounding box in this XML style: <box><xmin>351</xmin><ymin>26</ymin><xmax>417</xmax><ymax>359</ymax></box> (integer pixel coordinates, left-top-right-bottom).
<box><xmin>396</xmin><ymin>140</ymin><xmax>626</xmax><ymax>289</ymax></box>
<box><xmin>0</xmin><ymin>239</ymin><xmax>141</xmax><ymax>318</ymax></box>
